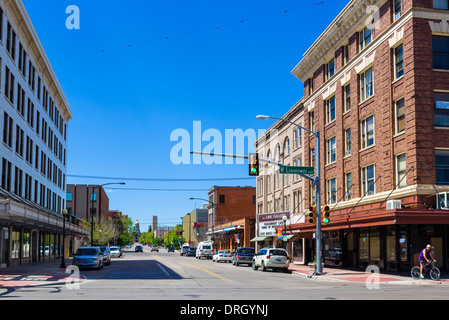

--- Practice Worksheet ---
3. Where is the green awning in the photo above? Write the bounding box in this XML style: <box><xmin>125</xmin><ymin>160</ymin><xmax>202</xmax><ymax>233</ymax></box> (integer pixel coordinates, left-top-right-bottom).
<box><xmin>250</xmin><ymin>236</ymin><xmax>267</xmax><ymax>242</ymax></box>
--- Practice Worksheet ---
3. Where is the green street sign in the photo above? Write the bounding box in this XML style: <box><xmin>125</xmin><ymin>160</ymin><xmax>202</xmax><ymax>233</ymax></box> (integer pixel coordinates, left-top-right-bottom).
<box><xmin>279</xmin><ymin>166</ymin><xmax>314</xmax><ymax>175</ymax></box>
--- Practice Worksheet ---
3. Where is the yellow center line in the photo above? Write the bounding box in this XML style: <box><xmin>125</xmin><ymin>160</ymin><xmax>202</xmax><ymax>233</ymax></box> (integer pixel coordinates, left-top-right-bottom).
<box><xmin>182</xmin><ymin>262</ymin><xmax>229</xmax><ymax>281</ymax></box>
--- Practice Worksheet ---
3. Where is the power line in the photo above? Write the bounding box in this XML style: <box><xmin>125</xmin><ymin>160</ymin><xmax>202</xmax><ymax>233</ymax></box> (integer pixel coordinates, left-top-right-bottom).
<box><xmin>67</xmin><ymin>174</ymin><xmax>255</xmax><ymax>182</ymax></box>
<box><xmin>105</xmin><ymin>187</ymin><xmax>209</xmax><ymax>192</ymax></box>
<box><xmin>58</xmin><ymin>1</ymin><xmax>333</xmax><ymax>59</ymax></box>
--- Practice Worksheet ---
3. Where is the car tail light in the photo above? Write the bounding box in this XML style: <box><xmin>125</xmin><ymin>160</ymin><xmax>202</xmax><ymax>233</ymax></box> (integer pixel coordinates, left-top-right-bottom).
<box><xmin>266</xmin><ymin>255</ymin><xmax>270</xmax><ymax>259</ymax></box>
<box><xmin>237</xmin><ymin>255</ymin><xmax>241</xmax><ymax>259</ymax></box>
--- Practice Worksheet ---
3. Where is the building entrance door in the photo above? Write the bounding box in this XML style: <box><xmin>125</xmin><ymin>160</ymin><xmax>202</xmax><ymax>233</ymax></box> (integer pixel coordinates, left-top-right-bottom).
<box><xmin>431</xmin><ymin>237</ymin><xmax>443</xmax><ymax>268</ymax></box>
<box><xmin>343</xmin><ymin>231</ymin><xmax>354</xmax><ymax>268</ymax></box>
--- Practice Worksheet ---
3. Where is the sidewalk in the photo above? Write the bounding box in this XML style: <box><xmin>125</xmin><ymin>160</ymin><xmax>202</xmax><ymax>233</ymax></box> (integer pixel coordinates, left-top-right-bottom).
<box><xmin>288</xmin><ymin>263</ymin><xmax>449</xmax><ymax>285</ymax></box>
<box><xmin>0</xmin><ymin>259</ymin><xmax>85</xmax><ymax>288</ymax></box>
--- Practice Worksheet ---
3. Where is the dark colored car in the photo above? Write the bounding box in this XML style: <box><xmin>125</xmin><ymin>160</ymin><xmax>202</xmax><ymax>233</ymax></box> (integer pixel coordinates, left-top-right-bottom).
<box><xmin>185</xmin><ymin>247</ymin><xmax>196</xmax><ymax>257</ymax></box>
<box><xmin>167</xmin><ymin>245</ymin><xmax>175</xmax><ymax>252</ymax></box>
<box><xmin>135</xmin><ymin>245</ymin><xmax>143</xmax><ymax>252</ymax></box>
<box><xmin>232</xmin><ymin>247</ymin><xmax>255</xmax><ymax>266</ymax></box>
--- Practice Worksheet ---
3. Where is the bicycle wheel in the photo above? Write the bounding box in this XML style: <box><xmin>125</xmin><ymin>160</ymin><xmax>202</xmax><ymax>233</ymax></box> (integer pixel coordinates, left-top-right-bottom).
<box><xmin>430</xmin><ymin>267</ymin><xmax>440</xmax><ymax>281</ymax></box>
<box><xmin>411</xmin><ymin>266</ymin><xmax>421</xmax><ymax>280</ymax></box>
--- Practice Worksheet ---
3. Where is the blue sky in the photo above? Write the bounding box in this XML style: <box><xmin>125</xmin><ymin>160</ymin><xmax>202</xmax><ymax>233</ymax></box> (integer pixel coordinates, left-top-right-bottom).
<box><xmin>22</xmin><ymin>0</ymin><xmax>348</xmax><ymax>230</ymax></box>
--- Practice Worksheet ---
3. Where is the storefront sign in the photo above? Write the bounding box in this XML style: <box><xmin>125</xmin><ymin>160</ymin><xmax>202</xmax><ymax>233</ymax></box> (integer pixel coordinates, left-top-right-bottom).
<box><xmin>257</xmin><ymin>212</ymin><xmax>290</xmax><ymax>237</ymax></box>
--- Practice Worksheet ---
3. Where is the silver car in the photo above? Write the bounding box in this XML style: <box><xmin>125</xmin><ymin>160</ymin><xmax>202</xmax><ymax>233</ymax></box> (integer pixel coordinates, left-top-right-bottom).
<box><xmin>73</xmin><ymin>247</ymin><xmax>103</xmax><ymax>270</ymax></box>
<box><xmin>97</xmin><ymin>246</ymin><xmax>112</xmax><ymax>265</ymax></box>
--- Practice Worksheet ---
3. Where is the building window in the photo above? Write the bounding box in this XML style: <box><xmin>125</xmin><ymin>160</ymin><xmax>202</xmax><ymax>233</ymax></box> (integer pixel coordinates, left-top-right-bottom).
<box><xmin>309</xmin><ymin>77</ymin><xmax>314</xmax><ymax>95</ymax></box>
<box><xmin>15</xmin><ymin>125</ymin><xmax>24</xmax><ymax>157</ymax></box>
<box><xmin>5</xmin><ymin>66</ymin><xmax>15</xmax><ymax>103</ymax></box>
<box><xmin>396</xmin><ymin>153</ymin><xmax>407</xmax><ymax>188</ymax></box>
<box><xmin>284</xmin><ymin>138</ymin><xmax>290</xmax><ymax>156</ymax></box>
<box><xmin>6</xmin><ymin>22</ymin><xmax>16</xmax><ymax>60</ymax></box>
<box><xmin>434</xmin><ymin>92</ymin><xmax>449</xmax><ymax>127</ymax></box>
<box><xmin>310</xmin><ymin>148</ymin><xmax>315</xmax><ymax>169</ymax></box>
<box><xmin>309</xmin><ymin>111</ymin><xmax>315</xmax><ymax>132</ymax></box>
<box><xmin>360</xmin><ymin>67</ymin><xmax>374</xmax><ymax>102</ymax></box>
<box><xmin>433</xmin><ymin>35</ymin><xmax>449</xmax><ymax>70</ymax></box>
<box><xmin>359</xmin><ymin>26</ymin><xmax>372</xmax><ymax>51</ymax></box>
<box><xmin>394</xmin><ymin>44</ymin><xmax>404</xmax><ymax>79</ymax></box>
<box><xmin>326</xmin><ymin>178</ymin><xmax>337</xmax><ymax>204</ymax></box>
<box><xmin>325</xmin><ymin>96</ymin><xmax>336</xmax><ymax>124</ymax></box>
<box><xmin>345</xmin><ymin>172</ymin><xmax>352</xmax><ymax>200</ymax></box>
<box><xmin>326</xmin><ymin>136</ymin><xmax>336</xmax><ymax>164</ymax></box>
<box><xmin>325</xmin><ymin>58</ymin><xmax>335</xmax><ymax>80</ymax></box>
<box><xmin>345</xmin><ymin>128</ymin><xmax>351</xmax><ymax>156</ymax></box>
<box><xmin>219</xmin><ymin>194</ymin><xmax>225</xmax><ymax>204</ymax></box>
<box><xmin>66</xmin><ymin>192</ymin><xmax>73</xmax><ymax>201</ymax></box>
<box><xmin>436</xmin><ymin>149</ymin><xmax>449</xmax><ymax>185</ymax></box>
<box><xmin>361</xmin><ymin>164</ymin><xmax>376</xmax><ymax>195</ymax></box>
<box><xmin>434</xmin><ymin>0</ymin><xmax>449</xmax><ymax>10</ymax></box>
<box><xmin>394</xmin><ymin>0</ymin><xmax>402</xmax><ymax>20</ymax></box>
<box><xmin>395</xmin><ymin>98</ymin><xmax>405</xmax><ymax>133</ymax></box>
<box><xmin>1</xmin><ymin>158</ymin><xmax>12</xmax><ymax>191</ymax></box>
<box><xmin>343</xmin><ymin>44</ymin><xmax>349</xmax><ymax>65</ymax></box>
<box><xmin>3</xmin><ymin>111</ymin><xmax>13</xmax><ymax>148</ymax></box>
<box><xmin>361</xmin><ymin>115</ymin><xmax>375</xmax><ymax>149</ymax></box>
<box><xmin>344</xmin><ymin>84</ymin><xmax>351</xmax><ymax>113</ymax></box>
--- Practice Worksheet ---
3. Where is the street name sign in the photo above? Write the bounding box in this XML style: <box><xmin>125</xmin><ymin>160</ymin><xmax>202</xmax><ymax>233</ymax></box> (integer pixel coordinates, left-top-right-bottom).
<box><xmin>279</xmin><ymin>166</ymin><xmax>314</xmax><ymax>175</ymax></box>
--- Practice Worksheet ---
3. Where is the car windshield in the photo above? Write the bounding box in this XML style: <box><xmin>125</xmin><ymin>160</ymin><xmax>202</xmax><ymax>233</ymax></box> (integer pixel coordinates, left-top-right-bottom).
<box><xmin>110</xmin><ymin>247</ymin><xmax>119</xmax><ymax>251</ymax></box>
<box><xmin>76</xmin><ymin>248</ymin><xmax>97</xmax><ymax>256</ymax></box>
<box><xmin>99</xmin><ymin>247</ymin><xmax>107</xmax><ymax>252</ymax></box>
<box><xmin>238</xmin><ymin>248</ymin><xmax>255</xmax><ymax>254</ymax></box>
<box><xmin>269</xmin><ymin>249</ymin><xmax>287</xmax><ymax>256</ymax></box>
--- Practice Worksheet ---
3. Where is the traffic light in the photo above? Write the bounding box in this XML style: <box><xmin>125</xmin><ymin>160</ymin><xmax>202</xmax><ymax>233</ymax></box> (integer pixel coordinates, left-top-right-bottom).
<box><xmin>308</xmin><ymin>206</ymin><xmax>316</xmax><ymax>225</ymax></box>
<box><xmin>322</xmin><ymin>205</ymin><xmax>330</xmax><ymax>224</ymax></box>
<box><xmin>249</xmin><ymin>153</ymin><xmax>259</xmax><ymax>176</ymax></box>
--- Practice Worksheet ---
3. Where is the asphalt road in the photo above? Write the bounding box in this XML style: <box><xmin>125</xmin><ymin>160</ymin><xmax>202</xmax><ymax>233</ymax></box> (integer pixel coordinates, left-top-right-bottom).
<box><xmin>2</xmin><ymin>245</ymin><xmax>449</xmax><ymax>302</ymax></box>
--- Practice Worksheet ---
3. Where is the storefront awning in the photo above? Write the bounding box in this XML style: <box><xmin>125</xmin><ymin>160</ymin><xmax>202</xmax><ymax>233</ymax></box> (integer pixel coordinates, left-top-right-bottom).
<box><xmin>250</xmin><ymin>236</ymin><xmax>267</xmax><ymax>242</ymax></box>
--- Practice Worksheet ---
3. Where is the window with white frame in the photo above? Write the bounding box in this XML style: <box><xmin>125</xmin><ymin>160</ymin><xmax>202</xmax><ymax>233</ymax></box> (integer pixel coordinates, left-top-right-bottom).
<box><xmin>394</xmin><ymin>0</ymin><xmax>401</xmax><ymax>20</ymax></box>
<box><xmin>395</xmin><ymin>98</ymin><xmax>405</xmax><ymax>133</ymax></box>
<box><xmin>345</xmin><ymin>128</ymin><xmax>351</xmax><ymax>156</ymax></box>
<box><xmin>345</xmin><ymin>172</ymin><xmax>352</xmax><ymax>200</ymax></box>
<box><xmin>396</xmin><ymin>153</ymin><xmax>406</xmax><ymax>188</ymax></box>
<box><xmin>325</xmin><ymin>96</ymin><xmax>336</xmax><ymax>124</ymax></box>
<box><xmin>360</xmin><ymin>67</ymin><xmax>374</xmax><ymax>102</ymax></box>
<box><xmin>326</xmin><ymin>136</ymin><xmax>336</xmax><ymax>164</ymax></box>
<box><xmin>394</xmin><ymin>44</ymin><xmax>404</xmax><ymax>79</ymax></box>
<box><xmin>284</xmin><ymin>138</ymin><xmax>290</xmax><ymax>156</ymax></box>
<box><xmin>361</xmin><ymin>164</ymin><xmax>376</xmax><ymax>195</ymax></box>
<box><xmin>344</xmin><ymin>84</ymin><xmax>351</xmax><ymax>113</ymax></box>
<box><xmin>293</xmin><ymin>129</ymin><xmax>298</xmax><ymax>149</ymax></box>
<box><xmin>325</xmin><ymin>58</ymin><xmax>335</xmax><ymax>81</ymax></box>
<box><xmin>326</xmin><ymin>178</ymin><xmax>337</xmax><ymax>204</ymax></box>
<box><xmin>359</xmin><ymin>26</ymin><xmax>372</xmax><ymax>51</ymax></box>
<box><xmin>361</xmin><ymin>115</ymin><xmax>375</xmax><ymax>149</ymax></box>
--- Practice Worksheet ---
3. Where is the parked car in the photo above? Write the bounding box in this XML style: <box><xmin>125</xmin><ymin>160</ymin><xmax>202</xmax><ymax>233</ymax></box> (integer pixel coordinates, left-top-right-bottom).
<box><xmin>110</xmin><ymin>245</ymin><xmax>122</xmax><ymax>258</ymax></box>
<box><xmin>135</xmin><ymin>245</ymin><xmax>143</xmax><ymax>252</ymax></box>
<box><xmin>252</xmin><ymin>248</ymin><xmax>290</xmax><ymax>272</ymax></box>
<box><xmin>151</xmin><ymin>245</ymin><xmax>159</xmax><ymax>252</ymax></box>
<box><xmin>185</xmin><ymin>247</ymin><xmax>196</xmax><ymax>257</ymax></box>
<box><xmin>212</xmin><ymin>250</ymin><xmax>232</xmax><ymax>263</ymax></box>
<box><xmin>73</xmin><ymin>247</ymin><xmax>103</xmax><ymax>270</ymax></box>
<box><xmin>232</xmin><ymin>247</ymin><xmax>255</xmax><ymax>266</ymax></box>
<box><xmin>97</xmin><ymin>246</ymin><xmax>111</xmax><ymax>265</ymax></box>
<box><xmin>167</xmin><ymin>245</ymin><xmax>175</xmax><ymax>253</ymax></box>
<box><xmin>196</xmin><ymin>241</ymin><xmax>213</xmax><ymax>259</ymax></box>
<box><xmin>180</xmin><ymin>245</ymin><xmax>190</xmax><ymax>256</ymax></box>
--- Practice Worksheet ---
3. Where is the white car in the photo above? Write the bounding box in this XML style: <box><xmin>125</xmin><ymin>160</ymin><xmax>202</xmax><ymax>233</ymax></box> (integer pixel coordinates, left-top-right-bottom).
<box><xmin>212</xmin><ymin>251</ymin><xmax>232</xmax><ymax>263</ymax></box>
<box><xmin>252</xmin><ymin>248</ymin><xmax>290</xmax><ymax>272</ymax></box>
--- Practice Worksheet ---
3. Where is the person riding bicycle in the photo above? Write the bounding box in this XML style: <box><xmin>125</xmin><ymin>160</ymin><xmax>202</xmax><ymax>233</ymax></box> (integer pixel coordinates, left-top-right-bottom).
<box><xmin>418</xmin><ymin>245</ymin><xmax>436</xmax><ymax>279</ymax></box>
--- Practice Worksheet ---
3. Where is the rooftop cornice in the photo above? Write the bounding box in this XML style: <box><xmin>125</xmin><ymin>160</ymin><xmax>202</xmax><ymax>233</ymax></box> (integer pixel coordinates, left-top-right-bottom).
<box><xmin>291</xmin><ymin>0</ymin><xmax>388</xmax><ymax>82</ymax></box>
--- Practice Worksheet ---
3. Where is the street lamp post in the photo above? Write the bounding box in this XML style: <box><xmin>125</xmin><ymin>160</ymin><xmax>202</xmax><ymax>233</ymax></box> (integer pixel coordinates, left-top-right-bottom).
<box><xmin>90</xmin><ymin>182</ymin><xmax>125</xmax><ymax>246</ymax></box>
<box><xmin>60</xmin><ymin>209</ymin><xmax>68</xmax><ymax>269</ymax></box>
<box><xmin>256</xmin><ymin>114</ymin><xmax>323</xmax><ymax>275</ymax></box>
<box><xmin>189</xmin><ymin>197</ymin><xmax>215</xmax><ymax>244</ymax></box>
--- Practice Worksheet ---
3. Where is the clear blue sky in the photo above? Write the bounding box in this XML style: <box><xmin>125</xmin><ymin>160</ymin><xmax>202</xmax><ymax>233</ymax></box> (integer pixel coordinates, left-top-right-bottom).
<box><xmin>22</xmin><ymin>0</ymin><xmax>348</xmax><ymax>230</ymax></box>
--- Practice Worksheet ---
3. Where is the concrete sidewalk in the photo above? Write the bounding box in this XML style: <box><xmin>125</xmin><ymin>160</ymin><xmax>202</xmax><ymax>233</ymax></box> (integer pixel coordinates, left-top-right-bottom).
<box><xmin>0</xmin><ymin>259</ymin><xmax>85</xmax><ymax>288</ymax></box>
<box><xmin>288</xmin><ymin>263</ymin><xmax>449</xmax><ymax>285</ymax></box>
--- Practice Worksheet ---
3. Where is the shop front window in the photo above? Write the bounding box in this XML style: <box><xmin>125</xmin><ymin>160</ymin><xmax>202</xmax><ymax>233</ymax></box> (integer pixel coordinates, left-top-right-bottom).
<box><xmin>400</xmin><ymin>227</ymin><xmax>408</xmax><ymax>262</ymax></box>
<box><xmin>386</xmin><ymin>226</ymin><xmax>396</xmax><ymax>262</ymax></box>
<box><xmin>359</xmin><ymin>229</ymin><xmax>369</xmax><ymax>260</ymax></box>
<box><xmin>11</xmin><ymin>231</ymin><xmax>20</xmax><ymax>260</ymax></box>
<box><xmin>324</xmin><ymin>232</ymin><xmax>342</xmax><ymax>266</ymax></box>
<box><xmin>22</xmin><ymin>231</ymin><xmax>30</xmax><ymax>259</ymax></box>
<box><xmin>370</xmin><ymin>228</ymin><xmax>381</xmax><ymax>260</ymax></box>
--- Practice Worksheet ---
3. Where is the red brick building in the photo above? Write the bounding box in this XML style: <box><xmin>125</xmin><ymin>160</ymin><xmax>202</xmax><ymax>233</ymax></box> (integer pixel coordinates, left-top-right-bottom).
<box><xmin>207</xmin><ymin>186</ymin><xmax>256</xmax><ymax>251</ymax></box>
<box><xmin>258</xmin><ymin>0</ymin><xmax>449</xmax><ymax>271</ymax></box>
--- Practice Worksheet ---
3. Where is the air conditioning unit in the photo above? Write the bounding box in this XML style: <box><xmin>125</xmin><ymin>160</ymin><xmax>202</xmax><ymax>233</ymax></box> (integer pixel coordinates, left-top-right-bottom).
<box><xmin>386</xmin><ymin>200</ymin><xmax>402</xmax><ymax>210</ymax></box>
<box><xmin>437</xmin><ymin>192</ymin><xmax>449</xmax><ymax>210</ymax></box>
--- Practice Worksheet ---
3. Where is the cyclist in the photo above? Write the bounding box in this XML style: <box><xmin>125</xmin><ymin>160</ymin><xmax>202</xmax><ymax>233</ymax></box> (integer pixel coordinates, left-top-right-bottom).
<box><xmin>418</xmin><ymin>245</ymin><xmax>436</xmax><ymax>279</ymax></box>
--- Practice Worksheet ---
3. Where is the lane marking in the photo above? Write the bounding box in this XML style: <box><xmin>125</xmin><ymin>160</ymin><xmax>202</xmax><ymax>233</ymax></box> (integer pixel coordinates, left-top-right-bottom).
<box><xmin>156</xmin><ymin>262</ymin><xmax>171</xmax><ymax>277</ymax></box>
<box><xmin>182</xmin><ymin>262</ymin><xmax>229</xmax><ymax>281</ymax></box>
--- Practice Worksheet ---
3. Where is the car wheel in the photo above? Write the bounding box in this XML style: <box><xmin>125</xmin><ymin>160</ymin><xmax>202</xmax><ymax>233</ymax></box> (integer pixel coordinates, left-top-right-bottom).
<box><xmin>252</xmin><ymin>260</ymin><xmax>258</xmax><ymax>270</ymax></box>
<box><xmin>261</xmin><ymin>261</ymin><xmax>266</xmax><ymax>272</ymax></box>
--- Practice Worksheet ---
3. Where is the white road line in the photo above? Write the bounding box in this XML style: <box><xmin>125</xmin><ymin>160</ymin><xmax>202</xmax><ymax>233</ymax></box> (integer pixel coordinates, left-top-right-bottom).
<box><xmin>156</xmin><ymin>262</ymin><xmax>170</xmax><ymax>277</ymax></box>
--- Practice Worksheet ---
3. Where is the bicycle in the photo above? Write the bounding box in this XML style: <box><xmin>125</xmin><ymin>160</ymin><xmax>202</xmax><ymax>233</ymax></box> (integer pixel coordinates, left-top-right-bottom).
<box><xmin>411</xmin><ymin>261</ymin><xmax>440</xmax><ymax>281</ymax></box>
